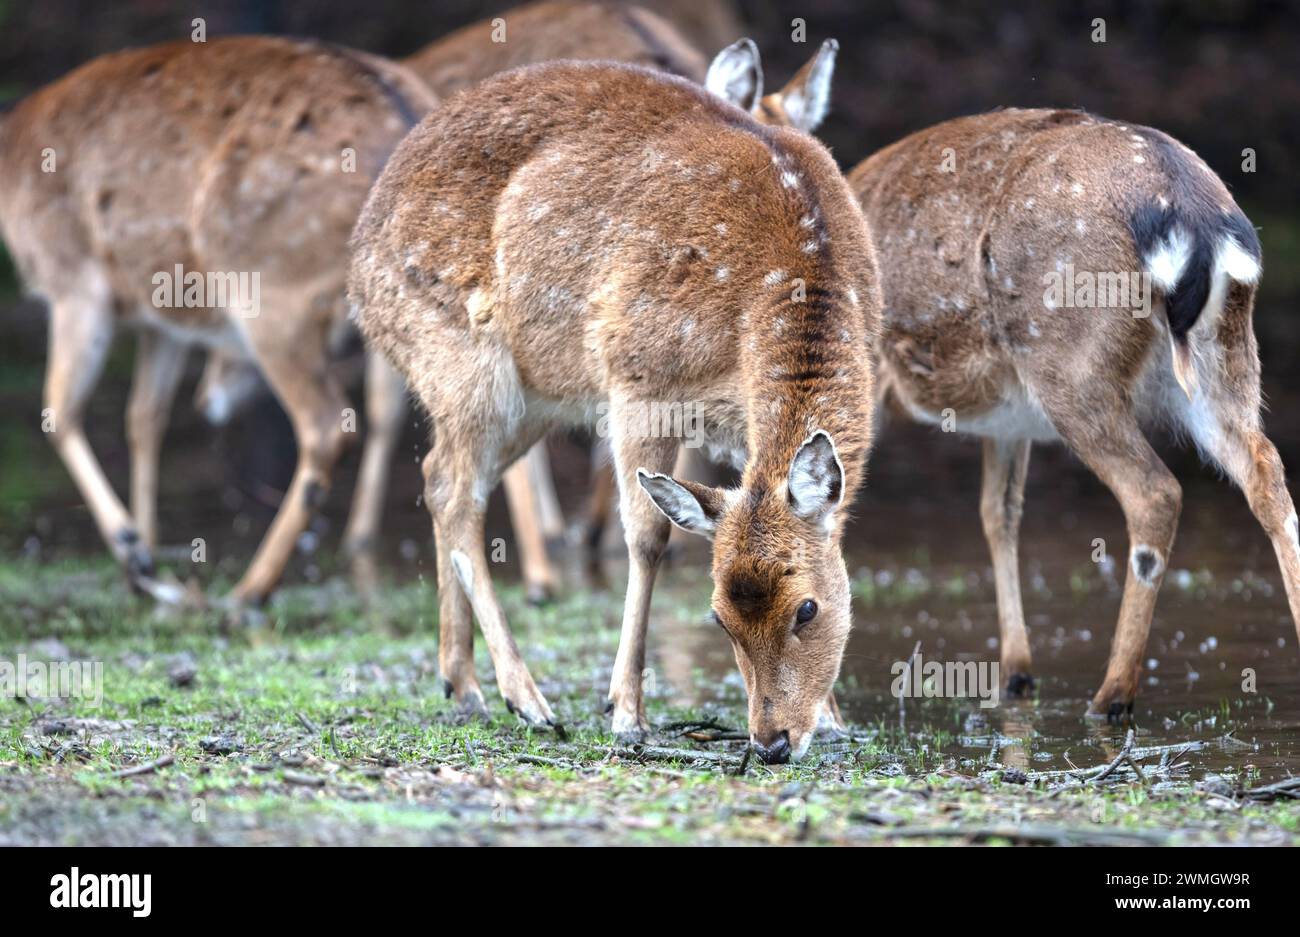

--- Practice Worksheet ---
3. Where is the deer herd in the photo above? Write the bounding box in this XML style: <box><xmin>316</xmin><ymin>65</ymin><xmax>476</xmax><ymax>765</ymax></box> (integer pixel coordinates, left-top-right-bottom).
<box><xmin>1</xmin><ymin>2</ymin><xmax>1294</xmax><ymax>763</ymax></box>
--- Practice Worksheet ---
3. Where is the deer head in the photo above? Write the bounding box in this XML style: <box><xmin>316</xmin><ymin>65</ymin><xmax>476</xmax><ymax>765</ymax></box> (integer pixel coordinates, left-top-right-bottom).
<box><xmin>640</xmin><ymin>431</ymin><xmax>851</xmax><ymax>763</ymax></box>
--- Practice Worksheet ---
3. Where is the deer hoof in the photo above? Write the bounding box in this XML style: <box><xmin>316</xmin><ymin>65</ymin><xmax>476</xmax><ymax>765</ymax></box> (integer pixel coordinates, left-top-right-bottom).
<box><xmin>1005</xmin><ymin>672</ymin><xmax>1036</xmax><ymax>697</ymax></box>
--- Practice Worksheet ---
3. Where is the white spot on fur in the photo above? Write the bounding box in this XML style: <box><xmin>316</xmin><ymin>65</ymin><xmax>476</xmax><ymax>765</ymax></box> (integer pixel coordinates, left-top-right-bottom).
<box><xmin>465</xmin><ymin>288</ymin><xmax>487</xmax><ymax>322</ymax></box>
<box><xmin>715</xmin><ymin>266</ymin><xmax>730</xmax><ymax>281</ymax></box>
<box><xmin>1071</xmin><ymin>183</ymin><xmax>1085</xmax><ymax>196</ymax></box>
<box><xmin>802</xmin><ymin>240</ymin><xmax>819</xmax><ymax>253</ymax></box>
<box><xmin>1130</xmin><ymin>545</ymin><xmax>1164</xmax><ymax>587</ymax></box>
<box><xmin>763</xmin><ymin>269</ymin><xmax>786</xmax><ymax>286</ymax></box>
<box><xmin>1216</xmin><ymin>236</ymin><xmax>1261</xmax><ymax>285</ymax></box>
<box><xmin>713</xmin><ymin>222</ymin><xmax>728</xmax><ymax>236</ymax></box>
<box><xmin>781</xmin><ymin>171</ymin><xmax>802</xmax><ymax>189</ymax></box>
<box><xmin>1075</xmin><ymin>218</ymin><xmax>1087</xmax><ymax>235</ymax></box>
<box><xmin>847</xmin><ymin>288</ymin><xmax>859</xmax><ymax>307</ymax></box>
<box><xmin>1143</xmin><ymin>226</ymin><xmax>1192</xmax><ymax>292</ymax></box>
<box><xmin>450</xmin><ymin>549</ymin><xmax>474</xmax><ymax>595</ymax></box>
<box><xmin>1133</xmin><ymin>154</ymin><xmax>1146</xmax><ymax>164</ymax></box>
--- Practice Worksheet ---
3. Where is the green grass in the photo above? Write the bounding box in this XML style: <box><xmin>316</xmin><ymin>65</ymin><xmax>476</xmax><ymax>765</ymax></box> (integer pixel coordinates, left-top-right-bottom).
<box><xmin>1</xmin><ymin>558</ymin><xmax>1297</xmax><ymax>845</ymax></box>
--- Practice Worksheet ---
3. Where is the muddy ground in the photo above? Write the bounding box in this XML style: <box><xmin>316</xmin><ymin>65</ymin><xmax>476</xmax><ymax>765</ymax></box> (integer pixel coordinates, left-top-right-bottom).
<box><xmin>2</xmin><ymin>521</ymin><xmax>1297</xmax><ymax>846</ymax></box>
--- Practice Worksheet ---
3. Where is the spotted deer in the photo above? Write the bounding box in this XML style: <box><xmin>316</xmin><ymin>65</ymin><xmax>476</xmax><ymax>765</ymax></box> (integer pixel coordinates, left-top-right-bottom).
<box><xmin>0</xmin><ymin>37</ymin><xmax>435</xmax><ymax>605</ymax></box>
<box><xmin>847</xmin><ymin>107</ymin><xmax>1299</xmax><ymax>719</ymax></box>
<box><xmin>187</xmin><ymin>1</ymin><xmax>738</xmax><ymax>602</ymax></box>
<box><xmin>575</xmin><ymin>37</ymin><xmax>841</xmax><ymax>578</ymax></box>
<box><xmin>349</xmin><ymin>61</ymin><xmax>879</xmax><ymax>762</ymax></box>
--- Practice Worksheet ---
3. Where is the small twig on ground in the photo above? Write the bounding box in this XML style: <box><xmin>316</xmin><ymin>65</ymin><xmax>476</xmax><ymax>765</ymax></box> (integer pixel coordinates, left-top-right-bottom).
<box><xmin>659</xmin><ymin>719</ymin><xmax>736</xmax><ymax>734</ymax></box>
<box><xmin>282</xmin><ymin>770</ymin><xmax>326</xmax><ymax>787</ymax></box>
<box><xmin>514</xmin><ymin>754</ymin><xmax>573</xmax><ymax>768</ymax></box>
<box><xmin>296</xmin><ymin>712</ymin><xmax>320</xmax><ymax>734</ymax></box>
<box><xmin>111</xmin><ymin>754</ymin><xmax>174</xmax><ymax>779</ymax></box>
<box><xmin>609</xmin><ymin>745</ymin><xmax>735</xmax><ymax>765</ymax></box>
<box><xmin>1092</xmin><ymin>729</ymin><xmax>1137</xmax><ymax>784</ymax></box>
<box><xmin>733</xmin><ymin>746</ymin><xmax>752</xmax><ymax>777</ymax></box>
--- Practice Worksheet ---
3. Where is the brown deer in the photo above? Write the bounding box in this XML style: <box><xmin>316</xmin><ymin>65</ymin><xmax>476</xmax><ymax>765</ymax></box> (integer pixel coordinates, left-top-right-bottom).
<box><xmin>573</xmin><ymin>37</ymin><xmax>840</xmax><ymax>577</ymax></box>
<box><xmin>188</xmin><ymin>1</ymin><xmax>741</xmax><ymax>602</ymax></box>
<box><xmin>728</xmin><ymin>47</ymin><xmax>1298</xmax><ymax>720</ymax></box>
<box><xmin>0</xmin><ymin>37</ymin><xmax>435</xmax><ymax>605</ymax></box>
<box><xmin>349</xmin><ymin>61</ymin><xmax>880</xmax><ymax>761</ymax></box>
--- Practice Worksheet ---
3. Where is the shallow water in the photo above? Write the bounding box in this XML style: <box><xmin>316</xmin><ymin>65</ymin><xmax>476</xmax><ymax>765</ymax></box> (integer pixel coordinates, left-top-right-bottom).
<box><xmin>6</xmin><ymin>373</ymin><xmax>1299</xmax><ymax>782</ymax></box>
<box><xmin>644</xmin><ymin>485</ymin><xmax>1300</xmax><ymax>783</ymax></box>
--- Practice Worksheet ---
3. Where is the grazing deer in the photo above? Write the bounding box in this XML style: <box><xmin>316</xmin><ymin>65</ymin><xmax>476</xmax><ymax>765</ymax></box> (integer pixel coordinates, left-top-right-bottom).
<box><xmin>848</xmin><ymin>108</ymin><xmax>1297</xmax><ymax>719</ymax></box>
<box><xmin>0</xmin><ymin>37</ymin><xmax>435</xmax><ymax>605</ymax></box>
<box><xmin>191</xmin><ymin>1</ymin><xmax>733</xmax><ymax>601</ymax></box>
<box><xmin>350</xmin><ymin>61</ymin><xmax>879</xmax><ymax>761</ymax></box>
<box><xmin>507</xmin><ymin>35</ymin><xmax>844</xmax><ymax>585</ymax></box>
<box><xmin>724</xmin><ymin>47</ymin><xmax>1299</xmax><ymax>720</ymax></box>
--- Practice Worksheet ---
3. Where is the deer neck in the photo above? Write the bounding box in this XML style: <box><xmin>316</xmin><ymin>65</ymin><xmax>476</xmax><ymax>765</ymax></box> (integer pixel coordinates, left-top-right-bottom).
<box><xmin>739</xmin><ymin>266</ymin><xmax>871</xmax><ymax>499</ymax></box>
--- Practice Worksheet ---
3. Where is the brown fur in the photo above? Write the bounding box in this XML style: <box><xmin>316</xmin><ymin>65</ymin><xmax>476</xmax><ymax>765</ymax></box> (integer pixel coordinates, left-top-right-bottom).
<box><xmin>848</xmin><ymin>108</ymin><xmax>1298</xmax><ymax>717</ymax></box>
<box><xmin>0</xmin><ymin>36</ymin><xmax>435</xmax><ymax>602</ymax></box>
<box><xmin>403</xmin><ymin>1</ymin><xmax>709</xmax><ymax>94</ymax></box>
<box><xmin>349</xmin><ymin>61</ymin><xmax>879</xmax><ymax>755</ymax></box>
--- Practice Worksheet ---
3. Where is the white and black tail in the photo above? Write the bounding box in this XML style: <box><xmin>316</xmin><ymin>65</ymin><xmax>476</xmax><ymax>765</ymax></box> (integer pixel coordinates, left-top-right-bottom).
<box><xmin>1128</xmin><ymin>128</ymin><xmax>1258</xmax><ymax>397</ymax></box>
<box><xmin>1128</xmin><ymin>129</ymin><xmax>1262</xmax><ymax>397</ymax></box>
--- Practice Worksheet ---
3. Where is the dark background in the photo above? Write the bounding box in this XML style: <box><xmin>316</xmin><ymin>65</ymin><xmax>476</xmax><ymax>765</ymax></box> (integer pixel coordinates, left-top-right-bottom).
<box><xmin>1</xmin><ymin>0</ymin><xmax>1298</xmax><ymax>581</ymax></box>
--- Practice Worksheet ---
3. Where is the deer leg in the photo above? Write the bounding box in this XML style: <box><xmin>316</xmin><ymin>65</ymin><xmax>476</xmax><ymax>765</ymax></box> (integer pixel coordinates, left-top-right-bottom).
<box><xmin>1191</xmin><ymin>426</ymin><xmax>1300</xmax><ymax>643</ymax></box>
<box><xmin>1239</xmin><ymin>433</ymin><xmax>1300</xmax><ymax>640</ymax></box>
<box><xmin>44</xmin><ymin>292</ymin><xmax>153</xmax><ymax>581</ymax></box>
<box><xmin>230</xmin><ymin>340</ymin><xmax>349</xmax><ymax>605</ymax></box>
<box><xmin>979</xmin><ymin>437</ymin><xmax>1034</xmax><ymax>694</ymax></box>
<box><xmin>126</xmin><ymin>329</ymin><xmax>188</xmax><ymax>551</ymax></box>
<box><xmin>342</xmin><ymin>349</ymin><xmax>407</xmax><ymax>594</ymax></box>
<box><xmin>423</xmin><ymin>449</ymin><xmax>486</xmax><ymax>715</ymax></box>
<box><xmin>502</xmin><ymin>451</ymin><xmax>558</xmax><ymax>605</ymax></box>
<box><xmin>426</xmin><ymin>427</ymin><xmax>559</xmax><ymax>729</ymax></box>
<box><xmin>1046</xmin><ymin>404</ymin><xmax>1181</xmax><ymax>721</ymax></box>
<box><xmin>605</xmin><ymin>394</ymin><xmax>679</xmax><ymax>741</ymax></box>
<box><xmin>526</xmin><ymin>440</ymin><xmax>565</xmax><ymax>545</ymax></box>
<box><xmin>581</xmin><ymin>440</ymin><xmax>616</xmax><ymax>588</ymax></box>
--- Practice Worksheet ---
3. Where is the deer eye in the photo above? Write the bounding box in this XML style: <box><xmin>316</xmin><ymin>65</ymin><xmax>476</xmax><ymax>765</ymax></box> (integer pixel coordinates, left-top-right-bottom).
<box><xmin>794</xmin><ymin>599</ymin><xmax>818</xmax><ymax>632</ymax></box>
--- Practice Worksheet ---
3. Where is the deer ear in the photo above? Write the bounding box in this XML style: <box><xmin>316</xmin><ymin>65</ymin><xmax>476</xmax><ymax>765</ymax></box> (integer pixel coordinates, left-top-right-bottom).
<box><xmin>787</xmin><ymin>430</ymin><xmax>845</xmax><ymax>528</ymax></box>
<box><xmin>706</xmin><ymin>38</ymin><xmax>763</xmax><ymax>113</ymax></box>
<box><xmin>637</xmin><ymin>470</ymin><xmax>727</xmax><ymax>539</ymax></box>
<box><xmin>775</xmin><ymin>38</ymin><xmax>838</xmax><ymax>133</ymax></box>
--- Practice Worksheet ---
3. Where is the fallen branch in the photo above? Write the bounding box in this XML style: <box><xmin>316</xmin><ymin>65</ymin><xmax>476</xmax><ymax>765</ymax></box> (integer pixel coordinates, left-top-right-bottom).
<box><xmin>282</xmin><ymin>770</ymin><xmax>326</xmax><ymax>787</ymax></box>
<box><xmin>111</xmin><ymin>754</ymin><xmax>174</xmax><ymax>779</ymax></box>
<box><xmin>608</xmin><ymin>745</ymin><xmax>737</xmax><ymax>766</ymax></box>
<box><xmin>857</xmin><ymin>823</ymin><xmax>1173</xmax><ymax>847</ymax></box>
<box><xmin>1092</xmin><ymin>729</ymin><xmax>1136</xmax><ymax>783</ymax></box>
<box><xmin>1238</xmin><ymin>776</ymin><xmax>1300</xmax><ymax>803</ymax></box>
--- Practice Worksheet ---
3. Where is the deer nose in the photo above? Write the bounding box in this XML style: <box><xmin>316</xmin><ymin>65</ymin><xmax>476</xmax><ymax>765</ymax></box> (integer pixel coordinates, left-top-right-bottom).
<box><xmin>753</xmin><ymin>730</ymin><xmax>791</xmax><ymax>765</ymax></box>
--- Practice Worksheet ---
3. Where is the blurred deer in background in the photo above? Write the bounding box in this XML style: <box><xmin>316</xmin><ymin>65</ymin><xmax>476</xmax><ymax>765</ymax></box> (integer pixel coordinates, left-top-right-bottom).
<box><xmin>188</xmin><ymin>0</ymin><xmax>741</xmax><ymax>600</ymax></box>
<box><xmin>729</xmin><ymin>48</ymin><xmax>1300</xmax><ymax>720</ymax></box>
<box><xmin>0</xmin><ymin>37</ymin><xmax>435</xmax><ymax>606</ymax></box>
<box><xmin>350</xmin><ymin>61</ymin><xmax>879</xmax><ymax>760</ymax></box>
